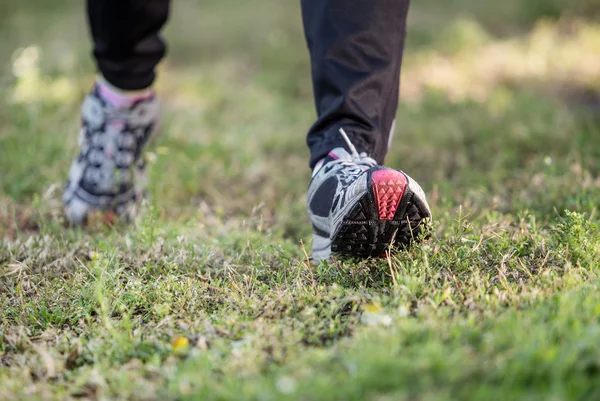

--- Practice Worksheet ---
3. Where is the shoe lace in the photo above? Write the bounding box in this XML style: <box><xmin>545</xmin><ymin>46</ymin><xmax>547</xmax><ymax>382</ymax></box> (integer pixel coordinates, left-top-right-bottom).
<box><xmin>322</xmin><ymin>129</ymin><xmax>378</xmax><ymax>212</ymax></box>
<box><xmin>336</xmin><ymin>128</ymin><xmax>377</xmax><ymax>175</ymax></box>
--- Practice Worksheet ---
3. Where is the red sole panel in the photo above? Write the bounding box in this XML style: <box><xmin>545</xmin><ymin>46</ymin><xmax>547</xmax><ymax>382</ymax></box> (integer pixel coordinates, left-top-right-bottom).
<box><xmin>372</xmin><ymin>170</ymin><xmax>407</xmax><ymax>221</ymax></box>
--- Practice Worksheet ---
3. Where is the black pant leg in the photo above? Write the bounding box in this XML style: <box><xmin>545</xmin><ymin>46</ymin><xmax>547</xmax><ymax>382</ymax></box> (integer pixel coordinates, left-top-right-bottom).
<box><xmin>301</xmin><ymin>0</ymin><xmax>410</xmax><ymax>168</ymax></box>
<box><xmin>87</xmin><ymin>0</ymin><xmax>171</xmax><ymax>90</ymax></box>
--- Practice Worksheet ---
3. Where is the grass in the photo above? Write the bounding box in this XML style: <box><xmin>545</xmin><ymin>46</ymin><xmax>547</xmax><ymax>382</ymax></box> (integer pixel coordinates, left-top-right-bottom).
<box><xmin>1</xmin><ymin>0</ymin><xmax>600</xmax><ymax>399</ymax></box>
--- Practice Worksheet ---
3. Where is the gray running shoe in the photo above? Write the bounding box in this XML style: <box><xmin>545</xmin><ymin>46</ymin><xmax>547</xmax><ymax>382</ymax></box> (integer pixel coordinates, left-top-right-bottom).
<box><xmin>63</xmin><ymin>85</ymin><xmax>159</xmax><ymax>225</ymax></box>
<box><xmin>307</xmin><ymin>129</ymin><xmax>432</xmax><ymax>261</ymax></box>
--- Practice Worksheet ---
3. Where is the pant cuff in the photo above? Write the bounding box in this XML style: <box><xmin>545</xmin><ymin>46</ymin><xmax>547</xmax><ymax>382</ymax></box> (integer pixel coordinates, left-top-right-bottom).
<box><xmin>307</xmin><ymin>122</ymin><xmax>383</xmax><ymax>169</ymax></box>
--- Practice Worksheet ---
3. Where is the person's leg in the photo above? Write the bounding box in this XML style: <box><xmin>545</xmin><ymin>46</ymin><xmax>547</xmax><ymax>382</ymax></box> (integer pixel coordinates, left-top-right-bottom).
<box><xmin>88</xmin><ymin>0</ymin><xmax>170</xmax><ymax>90</ymax></box>
<box><xmin>302</xmin><ymin>0</ymin><xmax>409</xmax><ymax>168</ymax></box>
<box><xmin>64</xmin><ymin>0</ymin><xmax>170</xmax><ymax>225</ymax></box>
<box><xmin>303</xmin><ymin>0</ymin><xmax>432</xmax><ymax>260</ymax></box>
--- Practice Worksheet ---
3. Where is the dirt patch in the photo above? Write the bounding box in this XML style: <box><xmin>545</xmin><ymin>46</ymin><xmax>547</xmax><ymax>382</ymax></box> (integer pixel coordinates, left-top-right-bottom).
<box><xmin>0</xmin><ymin>201</ymin><xmax>39</xmax><ymax>239</ymax></box>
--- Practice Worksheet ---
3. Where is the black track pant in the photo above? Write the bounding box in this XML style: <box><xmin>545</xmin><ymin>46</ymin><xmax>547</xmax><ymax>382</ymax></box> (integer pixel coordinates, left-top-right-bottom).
<box><xmin>88</xmin><ymin>0</ymin><xmax>409</xmax><ymax>168</ymax></box>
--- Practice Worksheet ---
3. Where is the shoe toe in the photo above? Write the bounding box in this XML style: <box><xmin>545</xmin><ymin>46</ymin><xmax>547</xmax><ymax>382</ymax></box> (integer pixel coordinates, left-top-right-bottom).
<box><xmin>64</xmin><ymin>197</ymin><xmax>91</xmax><ymax>226</ymax></box>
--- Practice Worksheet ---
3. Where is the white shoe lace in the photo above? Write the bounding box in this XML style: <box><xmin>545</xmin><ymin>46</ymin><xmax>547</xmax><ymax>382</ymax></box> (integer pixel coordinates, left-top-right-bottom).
<box><xmin>337</xmin><ymin>128</ymin><xmax>377</xmax><ymax>175</ymax></box>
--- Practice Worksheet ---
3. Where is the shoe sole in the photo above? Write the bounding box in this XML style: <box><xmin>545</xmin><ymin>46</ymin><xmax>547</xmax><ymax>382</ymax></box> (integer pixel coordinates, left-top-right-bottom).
<box><xmin>64</xmin><ymin>186</ymin><xmax>142</xmax><ymax>226</ymax></box>
<box><xmin>330</xmin><ymin>169</ymin><xmax>430</xmax><ymax>258</ymax></box>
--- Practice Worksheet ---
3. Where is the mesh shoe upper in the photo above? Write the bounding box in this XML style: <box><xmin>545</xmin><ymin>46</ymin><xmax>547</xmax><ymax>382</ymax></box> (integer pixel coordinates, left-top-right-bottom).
<box><xmin>63</xmin><ymin>85</ymin><xmax>159</xmax><ymax>225</ymax></box>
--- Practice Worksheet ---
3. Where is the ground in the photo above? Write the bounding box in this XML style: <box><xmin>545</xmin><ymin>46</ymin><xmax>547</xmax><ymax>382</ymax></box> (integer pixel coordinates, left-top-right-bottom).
<box><xmin>1</xmin><ymin>0</ymin><xmax>600</xmax><ymax>400</ymax></box>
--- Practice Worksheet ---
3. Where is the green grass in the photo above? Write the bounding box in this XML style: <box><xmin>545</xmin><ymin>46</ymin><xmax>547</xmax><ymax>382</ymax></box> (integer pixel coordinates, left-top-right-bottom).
<box><xmin>1</xmin><ymin>0</ymin><xmax>600</xmax><ymax>400</ymax></box>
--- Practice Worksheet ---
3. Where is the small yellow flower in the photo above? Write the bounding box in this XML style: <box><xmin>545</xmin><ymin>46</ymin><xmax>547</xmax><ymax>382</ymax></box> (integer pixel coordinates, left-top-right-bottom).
<box><xmin>171</xmin><ymin>335</ymin><xmax>189</xmax><ymax>352</ymax></box>
<box><xmin>362</xmin><ymin>302</ymin><xmax>392</xmax><ymax>327</ymax></box>
<box><xmin>146</xmin><ymin>152</ymin><xmax>157</xmax><ymax>164</ymax></box>
<box><xmin>364</xmin><ymin>302</ymin><xmax>382</xmax><ymax>313</ymax></box>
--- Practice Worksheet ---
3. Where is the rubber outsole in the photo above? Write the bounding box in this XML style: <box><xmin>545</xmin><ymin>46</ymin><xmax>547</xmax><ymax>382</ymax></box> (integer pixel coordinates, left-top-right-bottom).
<box><xmin>64</xmin><ymin>187</ymin><xmax>143</xmax><ymax>227</ymax></box>
<box><xmin>331</xmin><ymin>168</ymin><xmax>430</xmax><ymax>258</ymax></box>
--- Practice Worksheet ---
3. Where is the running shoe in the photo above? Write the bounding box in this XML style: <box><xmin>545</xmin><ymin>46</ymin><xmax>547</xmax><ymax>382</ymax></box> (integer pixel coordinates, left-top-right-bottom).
<box><xmin>307</xmin><ymin>129</ymin><xmax>432</xmax><ymax>260</ymax></box>
<box><xmin>63</xmin><ymin>84</ymin><xmax>159</xmax><ymax>225</ymax></box>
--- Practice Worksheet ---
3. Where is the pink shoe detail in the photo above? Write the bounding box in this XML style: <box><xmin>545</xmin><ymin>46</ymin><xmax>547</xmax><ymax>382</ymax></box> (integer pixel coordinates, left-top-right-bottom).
<box><xmin>97</xmin><ymin>80</ymin><xmax>153</xmax><ymax>108</ymax></box>
<box><xmin>372</xmin><ymin>170</ymin><xmax>407</xmax><ymax>221</ymax></box>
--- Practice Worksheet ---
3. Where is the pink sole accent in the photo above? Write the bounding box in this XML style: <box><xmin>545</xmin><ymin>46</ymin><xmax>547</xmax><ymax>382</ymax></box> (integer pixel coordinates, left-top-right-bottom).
<box><xmin>372</xmin><ymin>170</ymin><xmax>407</xmax><ymax>221</ymax></box>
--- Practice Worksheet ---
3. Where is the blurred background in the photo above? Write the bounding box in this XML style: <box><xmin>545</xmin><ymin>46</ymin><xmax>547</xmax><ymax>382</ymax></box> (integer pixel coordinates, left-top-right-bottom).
<box><xmin>0</xmin><ymin>0</ymin><xmax>599</xmax><ymax>239</ymax></box>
